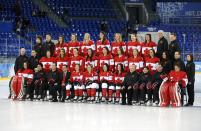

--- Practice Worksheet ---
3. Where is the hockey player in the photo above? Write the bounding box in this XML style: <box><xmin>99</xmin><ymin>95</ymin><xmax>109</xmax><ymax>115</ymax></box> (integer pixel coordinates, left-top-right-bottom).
<box><xmin>122</xmin><ymin>64</ymin><xmax>139</xmax><ymax>105</ymax></box>
<box><xmin>111</xmin><ymin>33</ymin><xmax>126</xmax><ymax>56</ymax></box>
<box><xmin>70</xmin><ymin>64</ymin><xmax>84</xmax><ymax>101</ymax></box>
<box><xmin>67</xmin><ymin>34</ymin><xmax>80</xmax><ymax>56</ymax></box>
<box><xmin>159</xmin><ymin>64</ymin><xmax>188</xmax><ymax>107</ymax></box>
<box><xmin>145</xmin><ymin>49</ymin><xmax>160</xmax><ymax>74</ymax></box>
<box><xmin>80</xmin><ymin>33</ymin><xmax>95</xmax><ymax>57</ymax></box>
<box><xmin>113</xmin><ymin>64</ymin><xmax>126</xmax><ymax>103</ymax></box>
<box><xmin>95</xmin><ymin>31</ymin><xmax>111</xmax><ymax>56</ymax></box>
<box><xmin>47</xmin><ymin>63</ymin><xmax>61</xmax><ymax>102</ymax></box>
<box><xmin>151</xmin><ymin>63</ymin><xmax>166</xmax><ymax>106</ymax></box>
<box><xmin>54</xmin><ymin>35</ymin><xmax>68</xmax><ymax>57</ymax></box>
<box><xmin>138</xmin><ymin>66</ymin><xmax>152</xmax><ymax>105</ymax></box>
<box><xmin>83</xmin><ymin>64</ymin><xmax>99</xmax><ymax>102</ymax></box>
<box><xmin>69</xmin><ymin>48</ymin><xmax>85</xmax><ymax>72</ymax></box>
<box><xmin>39</xmin><ymin>50</ymin><xmax>56</xmax><ymax>73</ymax></box>
<box><xmin>32</xmin><ymin>63</ymin><xmax>46</xmax><ymax>100</ymax></box>
<box><xmin>60</xmin><ymin>64</ymin><xmax>71</xmax><ymax>102</ymax></box>
<box><xmin>141</xmin><ymin>34</ymin><xmax>157</xmax><ymax>58</ymax></box>
<box><xmin>114</xmin><ymin>47</ymin><xmax>128</xmax><ymax>72</ymax></box>
<box><xmin>98</xmin><ymin>47</ymin><xmax>114</xmax><ymax>72</ymax></box>
<box><xmin>56</xmin><ymin>48</ymin><xmax>70</xmax><ymax>72</ymax></box>
<box><xmin>10</xmin><ymin>62</ymin><xmax>34</xmax><ymax>100</ymax></box>
<box><xmin>126</xmin><ymin>33</ymin><xmax>141</xmax><ymax>57</ymax></box>
<box><xmin>85</xmin><ymin>48</ymin><xmax>98</xmax><ymax>71</ymax></box>
<box><xmin>127</xmin><ymin>49</ymin><xmax>144</xmax><ymax>72</ymax></box>
<box><xmin>99</xmin><ymin>63</ymin><xmax>114</xmax><ymax>102</ymax></box>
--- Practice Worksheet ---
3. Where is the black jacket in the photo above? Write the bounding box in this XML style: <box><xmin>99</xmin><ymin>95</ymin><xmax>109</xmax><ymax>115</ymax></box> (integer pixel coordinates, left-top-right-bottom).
<box><xmin>42</xmin><ymin>41</ymin><xmax>55</xmax><ymax>57</ymax></box>
<box><xmin>160</xmin><ymin>59</ymin><xmax>172</xmax><ymax>74</ymax></box>
<box><xmin>173</xmin><ymin>58</ymin><xmax>186</xmax><ymax>71</ymax></box>
<box><xmin>61</xmin><ymin>71</ymin><xmax>71</xmax><ymax>85</ymax></box>
<box><xmin>168</xmin><ymin>40</ymin><xmax>181</xmax><ymax>59</ymax></box>
<box><xmin>185</xmin><ymin>61</ymin><xmax>195</xmax><ymax>83</ymax></box>
<box><xmin>33</xmin><ymin>70</ymin><xmax>46</xmax><ymax>81</ymax></box>
<box><xmin>152</xmin><ymin>71</ymin><xmax>166</xmax><ymax>84</ymax></box>
<box><xmin>14</xmin><ymin>55</ymin><xmax>29</xmax><ymax>74</ymax></box>
<box><xmin>48</xmin><ymin>70</ymin><xmax>62</xmax><ymax>85</ymax></box>
<box><xmin>28</xmin><ymin>56</ymin><xmax>39</xmax><ymax>70</ymax></box>
<box><xmin>139</xmin><ymin>72</ymin><xmax>152</xmax><ymax>83</ymax></box>
<box><xmin>123</xmin><ymin>71</ymin><xmax>139</xmax><ymax>86</ymax></box>
<box><xmin>33</xmin><ymin>43</ymin><xmax>43</xmax><ymax>59</ymax></box>
<box><xmin>157</xmin><ymin>37</ymin><xmax>168</xmax><ymax>58</ymax></box>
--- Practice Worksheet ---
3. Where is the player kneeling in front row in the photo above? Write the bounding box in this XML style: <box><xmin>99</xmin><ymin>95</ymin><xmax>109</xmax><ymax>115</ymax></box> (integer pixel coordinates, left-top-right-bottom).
<box><xmin>159</xmin><ymin>64</ymin><xmax>188</xmax><ymax>107</ymax></box>
<box><xmin>83</xmin><ymin>65</ymin><xmax>99</xmax><ymax>102</ymax></box>
<box><xmin>47</xmin><ymin>63</ymin><xmax>61</xmax><ymax>102</ymax></box>
<box><xmin>10</xmin><ymin>62</ymin><xmax>34</xmax><ymax>100</ymax></box>
<box><xmin>122</xmin><ymin>64</ymin><xmax>139</xmax><ymax>105</ymax></box>
<box><xmin>32</xmin><ymin>63</ymin><xmax>46</xmax><ymax>100</ymax></box>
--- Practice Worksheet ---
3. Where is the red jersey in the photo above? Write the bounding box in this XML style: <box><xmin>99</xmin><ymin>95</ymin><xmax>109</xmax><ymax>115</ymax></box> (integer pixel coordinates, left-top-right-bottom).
<box><xmin>56</xmin><ymin>56</ymin><xmax>70</xmax><ymax>71</ymax></box>
<box><xmin>17</xmin><ymin>68</ymin><xmax>34</xmax><ymax>84</ymax></box>
<box><xmin>111</xmin><ymin>41</ymin><xmax>126</xmax><ymax>56</ymax></box>
<box><xmin>39</xmin><ymin>57</ymin><xmax>56</xmax><ymax>73</ymax></box>
<box><xmin>169</xmin><ymin>71</ymin><xmax>188</xmax><ymax>88</ymax></box>
<box><xmin>114</xmin><ymin>72</ymin><xmax>126</xmax><ymax>84</ymax></box>
<box><xmin>83</xmin><ymin>71</ymin><xmax>98</xmax><ymax>84</ymax></box>
<box><xmin>80</xmin><ymin>40</ymin><xmax>95</xmax><ymax>56</ymax></box>
<box><xmin>69</xmin><ymin>55</ymin><xmax>85</xmax><ymax>72</ymax></box>
<box><xmin>127</xmin><ymin>56</ymin><xmax>144</xmax><ymax>72</ymax></box>
<box><xmin>145</xmin><ymin>57</ymin><xmax>160</xmax><ymax>71</ymax></box>
<box><xmin>98</xmin><ymin>54</ymin><xmax>114</xmax><ymax>72</ymax></box>
<box><xmin>141</xmin><ymin>41</ymin><xmax>157</xmax><ymax>57</ymax></box>
<box><xmin>99</xmin><ymin>71</ymin><xmax>114</xmax><ymax>83</ymax></box>
<box><xmin>85</xmin><ymin>56</ymin><xmax>98</xmax><ymax>71</ymax></box>
<box><xmin>54</xmin><ymin>43</ymin><xmax>68</xmax><ymax>57</ymax></box>
<box><xmin>126</xmin><ymin>41</ymin><xmax>141</xmax><ymax>57</ymax></box>
<box><xmin>70</xmin><ymin>71</ymin><xmax>83</xmax><ymax>83</ymax></box>
<box><xmin>95</xmin><ymin>39</ymin><xmax>111</xmax><ymax>56</ymax></box>
<box><xmin>114</xmin><ymin>55</ymin><xmax>128</xmax><ymax>71</ymax></box>
<box><xmin>67</xmin><ymin>41</ymin><xmax>80</xmax><ymax>56</ymax></box>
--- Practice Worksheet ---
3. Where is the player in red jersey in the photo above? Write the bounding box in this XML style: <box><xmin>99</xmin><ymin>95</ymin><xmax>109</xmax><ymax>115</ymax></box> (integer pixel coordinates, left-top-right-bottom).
<box><xmin>80</xmin><ymin>33</ymin><xmax>95</xmax><ymax>57</ymax></box>
<box><xmin>159</xmin><ymin>64</ymin><xmax>188</xmax><ymax>107</ymax></box>
<box><xmin>95</xmin><ymin>31</ymin><xmax>111</xmax><ymax>56</ymax></box>
<box><xmin>54</xmin><ymin>35</ymin><xmax>68</xmax><ymax>57</ymax></box>
<box><xmin>56</xmin><ymin>48</ymin><xmax>70</xmax><ymax>72</ymax></box>
<box><xmin>67</xmin><ymin>34</ymin><xmax>80</xmax><ymax>56</ymax></box>
<box><xmin>111</xmin><ymin>33</ymin><xmax>126</xmax><ymax>57</ymax></box>
<box><xmin>114</xmin><ymin>47</ymin><xmax>128</xmax><ymax>72</ymax></box>
<box><xmin>85</xmin><ymin>48</ymin><xmax>98</xmax><ymax>71</ymax></box>
<box><xmin>126</xmin><ymin>33</ymin><xmax>141</xmax><ymax>57</ymax></box>
<box><xmin>141</xmin><ymin>34</ymin><xmax>157</xmax><ymax>58</ymax></box>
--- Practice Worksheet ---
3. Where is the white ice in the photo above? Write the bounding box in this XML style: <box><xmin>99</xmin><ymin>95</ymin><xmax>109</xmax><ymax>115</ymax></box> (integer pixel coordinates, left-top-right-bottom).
<box><xmin>0</xmin><ymin>80</ymin><xmax>201</xmax><ymax>131</ymax></box>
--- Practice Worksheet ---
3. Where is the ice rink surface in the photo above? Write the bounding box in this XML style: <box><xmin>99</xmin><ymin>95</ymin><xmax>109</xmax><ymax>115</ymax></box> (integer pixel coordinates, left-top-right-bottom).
<box><xmin>0</xmin><ymin>80</ymin><xmax>201</xmax><ymax>131</ymax></box>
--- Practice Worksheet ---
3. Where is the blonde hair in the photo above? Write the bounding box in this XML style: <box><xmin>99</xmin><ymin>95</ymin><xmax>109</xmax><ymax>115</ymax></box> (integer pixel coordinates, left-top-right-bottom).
<box><xmin>83</xmin><ymin>33</ymin><xmax>91</xmax><ymax>43</ymax></box>
<box><xmin>114</xmin><ymin>33</ymin><xmax>122</xmax><ymax>42</ymax></box>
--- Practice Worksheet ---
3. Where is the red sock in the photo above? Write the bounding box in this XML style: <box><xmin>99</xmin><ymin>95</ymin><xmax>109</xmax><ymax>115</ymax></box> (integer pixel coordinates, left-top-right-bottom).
<box><xmin>74</xmin><ymin>90</ymin><xmax>79</xmax><ymax>96</ymax></box>
<box><xmin>87</xmin><ymin>89</ymin><xmax>91</xmax><ymax>97</ymax></box>
<box><xmin>116</xmin><ymin>90</ymin><xmax>120</xmax><ymax>98</ymax></box>
<box><xmin>79</xmin><ymin>89</ymin><xmax>83</xmax><ymax>96</ymax></box>
<box><xmin>108</xmin><ymin>89</ymin><xmax>113</xmax><ymax>98</ymax></box>
<box><xmin>91</xmin><ymin>89</ymin><xmax>96</xmax><ymax>97</ymax></box>
<box><xmin>66</xmin><ymin>90</ymin><xmax>70</xmax><ymax>96</ymax></box>
<box><xmin>102</xmin><ymin>88</ymin><xmax>107</xmax><ymax>97</ymax></box>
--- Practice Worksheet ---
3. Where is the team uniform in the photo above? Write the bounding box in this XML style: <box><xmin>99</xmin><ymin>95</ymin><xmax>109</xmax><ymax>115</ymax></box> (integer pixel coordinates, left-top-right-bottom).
<box><xmin>69</xmin><ymin>55</ymin><xmax>85</xmax><ymax>72</ymax></box>
<box><xmin>83</xmin><ymin>71</ymin><xmax>99</xmax><ymax>101</ymax></box>
<box><xmin>67</xmin><ymin>41</ymin><xmax>80</xmax><ymax>56</ymax></box>
<box><xmin>145</xmin><ymin>56</ymin><xmax>160</xmax><ymax>74</ymax></box>
<box><xmin>39</xmin><ymin>57</ymin><xmax>56</xmax><ymax>73</ymax></box>
<box><xmin>127</xmin><ymin>56</ymin><xmax>144</xmax><ymax>72</ymax></box>
<box><xmin>141</xmin><ymin>42</ymin><xmax>157</xmax><ymax>58</ymax></box>
<box><xmin>95</xmin><ymin>39</ymin><xmax>111</xmax><ymax>56</ymax></box>
<box><xmin>114</xmin><ymin>55</ymin><xmax>128</xmax><ymax>72</ymax></box>
<box><xmin>85</xmin><ymin>56</ymin><xmax>98</xmax><ymax>71</ymax></box>
<box><xmin>98</xmin><ymin>54</ymin><xmax>114</xmax><ymax>72</ymax></box>
<box><xmin>60</xmin><ymin>71</ymin><xmax>71</xmax><ymax>101</ymax></box>
<box><xmin>114</xmin><ymin>72</ymin><xmax>126</xmax><ymax>102</ymax></box>
<box><xmin>111</xmin><ymin>41</ymin><xmax>126</xmax><ymax>56</ymax></box>
<box><xmin>56</xmin><ymin>56</ymin><xmax>70</xmax><ymax>72</ymax></box>
<box><xmin>80</xmin><ymin>40</ymin><xmax>95</xmax><ymax>57</ymax></box>
<box><xmin>159</xmin><ymin>71</ymin><xmax>188</xmax><ymax>107</ymax></box>
<box><xmin>54</xmin><ymin>43</ymin><xmax>68</xmax><ymax>57</ymax></box>
<box><xmin>10</xmin><ymin>69</ymin><xmax>34</xmax><ymax>100</ymax></box>
<box><xmin>70</xmin><ymin>71</ymin><xmax>84</xmax><ymax>100</ymax></box>
<box><xmin>126</xmin><ymin>41</ymin><xmax>141</xmax><ymax>57</ymax></box>
<box><xmin>99</xmin><ymin>71</ymin><xmax>114</xmax><ymax>102</ymax></box>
